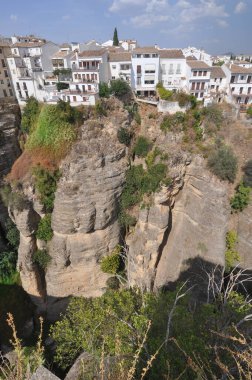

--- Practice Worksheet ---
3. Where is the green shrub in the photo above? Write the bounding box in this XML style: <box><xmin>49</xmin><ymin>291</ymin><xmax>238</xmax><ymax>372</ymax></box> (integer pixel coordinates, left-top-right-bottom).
<box><xmin>110</xmin><ymin>79</ymin><xmax>131</xmax><ymax>98</ymax></box>
<box><xmin>160</xmin><ymin>113</ymin><xmax>185</xmax><ymax>133</ymax></box>
<box><xmin>230</xmin><ymin>182</ymin><xmax>250</xmax><ymax>212</ymax></box>
<box><xmin>246</xmin><ymin>106</ymin><xmax>252</xmax><ymax>118</ymax></box>
<box><xmin>95</xmin><ymin>101</ymin><xmax>107</xmax><ymax>117</ymax></box>
<box><xmin>33</xmin><ymin>167</ymin><xmax>61</xmax><ymax>212</ymax></box>
<box><xmin>207</xmin><ymin>145</ymin><xmax>238</xmax><ymax>182</ymax></box>
<box><xmin>0</xmin><ymin>184</ymin><xmax>28</xmax><ymax>211</ymax></box>
<box><xmin>225</xmin><ymin>231</ymin><xmax>240</xmax><ymax>272</ymax></box>
<box><xmin>0</xmin><ymin>251</ymin><xmax>17</xmax><ymax>282</ymax></box>
<box><xmin>5</xmin><ymin>219</ymin><xmax>20</xmax><ymax>250</ymax></box>
<box><xmin>100</xmin><ymin>246</ymin><xmax>121</xmax><ymax>274</ymax></box>
<box><xmin>117</xmin><ymin>127</ymin><xmax>132</xmax><ymax>146</ymax></box>
<box><xmin>106</xmin><ymin>276</ymin><xmax>120</xmax><ymax>290</ymax></box>
<box><xmin>119</xmin><ymin>211</ymin><xmax>137</xmax><ymax>228</ymax></box>
<box><xmin>21</xmin><ymin>96</ymin><xmax>40</xmax><ymax>134</ymax></box>
<box><xmin>99</xmin><ymin>82</ymin><xmax>110</xmax><ymax>98</ymax></box>
<box><xmin>158</xmin><ymin>87</ymin><xmax>173</xmax><ymax>100</ymax></box>
<box><xmin>134</xmin><ymin>111</ymin><xmax>141</xmax><ymax>125</ymax></box>
<box><xmin>243</xmin><ymin>159</ymin><xmax>252</xmax><ymax>187</ymax></box>
<box><xmin>36</xmin><ymin>214</ymin><xmax>53</xmax><ymax>242</ymax></box>
<box><xmin>145</xmin><ymin>147</ymin><xmax>161</xmax><ymax>168</ymax></box>
<box><xmin>33</xmin><ymin>249</ymin><xmax>51</xmax><ymax>270</ymax></box>
<box><xmin>56</xmin><ymin>82</ymin><xmax>69</xmax><ymax>91</ymax></box>
<box><xmin>133</xmin><ymin>136</ymin><xmax>152</xmax><ymax>157</ymax></box>
<box><xmin>202</xmin><ymin>104</ymin><xmax>223</xmax><ymax>127</ymax></box>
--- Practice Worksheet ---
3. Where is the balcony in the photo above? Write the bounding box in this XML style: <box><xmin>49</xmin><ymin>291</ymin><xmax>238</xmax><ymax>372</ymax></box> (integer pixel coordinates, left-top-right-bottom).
<box><xmin>72</xmin><ymin>64</ymin><xmax>99</xmax><ymax>72</ymax></box>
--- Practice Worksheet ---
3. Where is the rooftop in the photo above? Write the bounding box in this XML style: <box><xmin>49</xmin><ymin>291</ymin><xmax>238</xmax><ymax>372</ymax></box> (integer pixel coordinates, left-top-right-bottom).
<box><xmin>159</xmin><ymin>49</ymin><xmax>184</xmax><ymax>59</ymax></box>
<box><xmin>78</xmin><ymin>49</ymin><xmax>106</xmax><ymax>58</ymax></box>
<box><xmin>12</xmin><ymin>41</ymin><xmax>46</xmax><ymax>48</ymax></box>
<box><xmin>109</xmin><ymin>52</ymin><xmax>131</xmax><ymax>62</ymax></box>
<box><xmin>210</xmin><ymin>66</ymin><xmax>226</xmax><ymax>79</ymax></box>
<box><xmin>133</xmin><ymin>46</ymin><xmax>159</xmax><ymax>54</ymax></box>
<box><xmin>52</xmin><ymin>50</ymin><xmax>72</xmax><ymax>59</ymax></box>
<box><xmin>187</xmin><ymin>60</ymin><xmax>211</xmax><ymax>69</ymax></box>
<box><xmin>229</xmin><ymin>64</ymin><xmax>252</xmax><ymax>74</ymax></box>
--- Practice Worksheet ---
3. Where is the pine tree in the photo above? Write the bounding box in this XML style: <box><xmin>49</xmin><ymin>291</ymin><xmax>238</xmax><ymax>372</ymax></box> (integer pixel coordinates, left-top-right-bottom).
<box><xmin>113</xmin><ymin>27</ymin><xmax>119</xmax><ymax>46</ymax></box>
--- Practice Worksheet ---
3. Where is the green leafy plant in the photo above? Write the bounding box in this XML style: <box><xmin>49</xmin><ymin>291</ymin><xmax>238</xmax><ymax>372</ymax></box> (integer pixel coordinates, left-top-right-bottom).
<box><xmin>207</xmin><ymin>145</ymin><xmax>238</xmax><ymax>183</ymax></box>
<box><xmin>0</xmin><ymin>184</ymin><xmax>28</xmax><ymax>211</ymax></box>
<box><xmin>134</xmin><ymin>112</ymin><xmax>141</xmax><ymax>125</ymax></box>
<box><xmin>56</xmin><ymin>82</ymin><xmax>69</xmax><ymax>91</ymax></box>
<box><xmin>0</xmin><ymin>251</ymin><xmax>18</xmax><ymax>284</ymax></box>
<box><xmin>33</xmin><ymin>166</ymin><xmax>61</xmax><ymax>212</ymax></box>
<box><xmin>99</xmin><ymin>82</ymin><xmax>110</xmax><ymax>98</ymax></box>
<box><xmin>33</xmin><ymin>249</ymin><xmax>51</xmax><ymax>270</ymax></box>
<box><xmin>133</xmin><ymin>136</ymin><xmax>152</xmax><ymax>158</ymax></box>
<box><xmin>230</xmin><ymin>182</ymin><xmax>250</xmax><ymax>212</ymax></box>
<box><xmin>110</xmin><ymin>79</ymin><xmax>131</xmax><ymax>98</ymax></box>
<box><xmin>5</xmin><ymin>218</ymin><xmax>20</xmax><ymax>250</ymax></box>
<box><xmin>246</xmin><ymin>106</ymin><xmax>252</xmax><ymax>118</ymax></box>
<box><xmin>117</xmin><ymin>127</ymin><xmax>132</xmax><ymax>146</ymax></box>
<box><xmin>95</xmin><ymin>101</ymin><xmax>107</xmax><ymax>117</ymax></box>
<box><xmin>100</xmin><ymin>245</ymin><xmax>121</xmax><ymax>274</ymax></box>
<box><xmin>225</xmin><ymin>230</ymin><xmax>240</xmax><ymax>272</ymax></box>
<box><xmin>21</xmin><ymin>96</ymin><xmax>40</xmax><ymax>134</ymax></box>
<box><xmin>36</xmin><ymin>214</ymin><xmax>53</xmax><ymax>242</ymax></box>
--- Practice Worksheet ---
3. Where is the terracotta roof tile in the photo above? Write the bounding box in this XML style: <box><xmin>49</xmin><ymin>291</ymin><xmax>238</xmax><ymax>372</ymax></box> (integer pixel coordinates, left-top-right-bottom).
<box><xmin>159</xmin><ymin>49</ymin><xmax>184</xmax><ymax>59</ymax></box>
<box><xmin>187</xmin><ymin>60</ymin><xmax>211</xmax><ymax>69</ymax></box>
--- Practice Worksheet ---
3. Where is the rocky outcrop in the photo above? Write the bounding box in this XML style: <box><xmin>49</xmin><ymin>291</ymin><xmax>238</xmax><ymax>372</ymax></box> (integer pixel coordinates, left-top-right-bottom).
<box><xmin>11</xmin><ymin>104</ymin><xmax>129</xmax><ymax>319</ymax></box>
<box><xmin>127</xmin><ymin>156</ymin><xmax>229</xmax><ymax>290</ymax></box>
<box><xmin>0</xmin><ymin>99</ymin><xmax>21</xmax><ymax>249</ymax></box>
<box><xmin>31</xmin><ymin>366</ymin><xmax>60</xmax><ymax>380</ymax></box>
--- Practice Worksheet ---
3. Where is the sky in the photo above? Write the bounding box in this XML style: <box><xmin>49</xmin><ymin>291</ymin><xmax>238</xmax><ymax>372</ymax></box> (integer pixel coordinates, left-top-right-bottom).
<box><xmin>0</xmin><ymin>0</ymin><xmax>251</xmax><ymax>54</ymax></box>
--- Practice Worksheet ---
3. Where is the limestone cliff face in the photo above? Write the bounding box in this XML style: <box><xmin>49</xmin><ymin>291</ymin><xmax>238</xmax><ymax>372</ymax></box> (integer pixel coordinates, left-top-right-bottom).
<box><xmin>127</xmin><ymin>156</ymin><xmax>229</xmax><ymax>290</ymax></box>
<box><xmin>11</xmin><ymin>106</ymin><xmax>129</xmax><ymax>319</ymax></box>
<box><xmin>0</xmin><ymin>100</ymin><xmax>21</xmax><ymax>249</ymax></box>
<box><xmin>237</xmin><ymin>200</ymin><xmax>252</xmax><ymax>269</ymax></box>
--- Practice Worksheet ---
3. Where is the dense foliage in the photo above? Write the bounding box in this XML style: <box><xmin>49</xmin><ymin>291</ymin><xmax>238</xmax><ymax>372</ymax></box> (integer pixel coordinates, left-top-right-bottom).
<box><xmin>133</xmin><ymin>136</ymin><xmax>152</xmax><ymax>157</ymax></box>
<box><xmin>51</xmin><ymin>287</ymin><xmax>252</xmax><ymax>379</ymax></box>
<box><xmin>0</xmin><ymin>218</ymin><xmax>20</xmax><ymax>284</ymax></box>
<box><xmin>113</xmin><ymin>27</ymin><xmax>119</xmax><ymax>46</ymax></box>
<box><xmin>100</xmin><ymin>246</ymin><xmax>121</xmax><ymax>274</ymax></box>
<box><xmin>99</xmin><ymin>82</ymin><xmax>110</xmax><ymax>98</ymax></box>
<box><xmin>0</xmin><ymin>184</ymin><xmax>28</xmax><ymax>211</ymax></box>
<box><xmin>33</xmin><ymin>166</ymin><xmax>61</xmax><ymax>212</ymax></box>
<box><xmin>110</xmin><ymin>79</ymin><xmax>131</xmax><ymax>98</ymax></box>
<box><xmin>33</xmin><ymin>249</ymin><xmax>51</xmax><ymax>270</ymax></box>
<box><xmin>56</xmin><ymin>82</ymin><xmax>69</xmax><ymax>91</ymax></box>
<box><xmin>27</xmin><ymin>100</ymin><xmax>81</xmax><ymax>159</ymax></box>
<box><xmin>207</xmin><ymin>145</ymin><xmax>238</xmax><ymax>182</ymax></box>
<box><xmin>225</xmin><ymin>230</ymin><xmax>240</xmax><ymax>271</ymax></box>
<box><xmin>21</xmin><ymin>96</ymin><xmax>40</xmax><ymax>134</ymax></box>
<box><xmin>36</xmin><ymin>214</ymin><xmax>53</xmax><ymax>242</ymax></box>
<box><xmin>117</xmin><ymin>127</ymin><xmax>132</xmax><ymax>146</ymax></box>
<box><xmin>230</xmin><ymin>182</ymin><xmax>250</xmax><ymax>212</ymax></box>
<box><xmin>246</xmin><ymin>106</ymin><xmax>252</xmax><ymax>118</ymax></box>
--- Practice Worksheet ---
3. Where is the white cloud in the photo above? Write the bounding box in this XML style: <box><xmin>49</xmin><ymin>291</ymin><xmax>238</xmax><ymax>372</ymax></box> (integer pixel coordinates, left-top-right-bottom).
<box><xmin>10</xmin><ymin>14</ymin><xmax>18</xmax><ymax>22</ymax></box>
<box><xmin>180</xmin><ymin>0</ymin><xmax>228</xmax><ymax>23</ymax></box>
<box><xmin>234</xmin><ymin>1</ymin><xmax>246</xmax><ymax>14</ymax></box>
<box><xmin>109</xmin><ymin>0</ymin><xmax>145</xmax><ymax>12</ymax></box>
<box><xmin>130</xmin><ymin>13</ymin><xmax>171</xmax><ymax>27</ymax></box>
<box><xmin>217</xmin><ymin>19</ymin><xmax>228</xmax><ymax>28</ymax></box>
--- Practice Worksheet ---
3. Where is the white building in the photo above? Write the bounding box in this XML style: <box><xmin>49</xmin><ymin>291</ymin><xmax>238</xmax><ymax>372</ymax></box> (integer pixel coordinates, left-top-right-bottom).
<box><xmin>109</xmin><ymin>52</ymin><xmax>131</xmax><ymax>83</ymax></box>
<box><xmin>131</xmin><ymin>47</ymin><xmax>160</xmax><ymax>97</ymax></box>
<box><xmin>0</xmin><ymin>38</ymin><xmax>14</xmax><ymax>98</ymax></box>
<box><xmin>209</xmin><ymin>66</ymin><xmax>227</xmax><ymax>103</ymax></box>
<box><xmin>233</xmin><ymin>60</ymin><xmax>252</xmax><ymax>69</ymax></box>
<box><xmin>222</xmin><ymin>64</ymin><xmax>252</xmax><ymax>107</ymax></box>
<box><xmin>159</xmin><ymin>49</ymin><xmax>187</xmax><ymax>92</ymax></box>
<box><xmin>7</xmin><ymin>37</ymin><xmax>59</xmax><ymax>105</ymax></box>
<box><xmin>186</xmin><ymin>60</ymin><xmax>211</xmax><ymax>101</ymax></box>
<box><xmin>183</xmin><ymin>46</ymin><xmax>212</xmax><ymax>66</ymax></box>
<box><xmin>58</xmin><ymin>49</ymin><xmax>109</xmax><ymax>106</ymax></box>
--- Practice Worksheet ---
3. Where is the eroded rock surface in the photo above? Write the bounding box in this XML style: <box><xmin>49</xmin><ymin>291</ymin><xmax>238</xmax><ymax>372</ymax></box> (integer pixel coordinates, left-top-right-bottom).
<box><xmin>237</xmin><ymin>200</ymin><xmax>252</xmax><ymax>269</ymax></box>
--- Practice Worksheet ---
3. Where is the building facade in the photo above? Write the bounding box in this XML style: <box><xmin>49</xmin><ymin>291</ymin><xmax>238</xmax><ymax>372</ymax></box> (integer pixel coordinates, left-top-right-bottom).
<box><xmin>0</xmin><ymin>39</ymin><xmax>14</xmax><ymax>98</ymax></box>
<box><xmin>222</xmin><ymin>64</ymin><xmax>252</xmax><ymax>107</ymax></box>
<box><xmin>186</xmin><ymin>60</ymin><xmax>211</xmax><ymax>101</ymax></box>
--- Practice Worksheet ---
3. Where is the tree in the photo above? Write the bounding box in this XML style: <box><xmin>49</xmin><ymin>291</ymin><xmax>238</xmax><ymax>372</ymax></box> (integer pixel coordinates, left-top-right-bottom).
<box><xmin>207</xmin><ymin>145</ymin><xmax>238</xmax><ymax>183</ymax></box>
<box><xmin>113</xmin><ymin>27</ymin><xmax>119</xmax><ymax>46</ymax></box>
<box><xmin>110</xmin><ymin>79</ymin><xmax>131</xmax><ymax>98</ymax></box>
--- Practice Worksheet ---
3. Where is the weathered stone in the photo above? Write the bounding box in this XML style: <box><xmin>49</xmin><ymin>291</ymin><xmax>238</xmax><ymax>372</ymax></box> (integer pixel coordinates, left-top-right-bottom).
<box><xmin>65</xmin><ymin>352</ymin><xmax>97</xmax><ymax>380</ymax></box>
<box><xmin>31</xmin><ymin>366</ymin><xmax>60</xmax><ymax>380</ymax></box>
<box><xmin>237</xmin><ymin>200</ymin><xmax>252</xmax><ymax>269</ymax></box>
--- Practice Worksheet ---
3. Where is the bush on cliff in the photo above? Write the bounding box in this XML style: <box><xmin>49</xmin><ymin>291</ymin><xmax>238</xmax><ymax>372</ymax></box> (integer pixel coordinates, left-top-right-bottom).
<box><xmin>100</xmin><ymin>246</ymin><xmax>121</xmax><ymax>274</ymax></box>
<box><xmin>33</xmin><ymin>166</ymin><xmax>61</xmax><ymax>212</ymax></box>
<box><xmin>207</xmin><ymin>145</ymin><xmax>238</xmax><ymax>182</ymax></box>
<box><xmin>117</xmin><ymin>127</ymin><xmax>132</xmax><ymax>146</ymax></box>
<box><xmin>21</xmin><ymin>96</ymin><xmax>40</xmax><ymax>134</ymax></box>
<box><xmin>33</xmin><ymin>249</ymin><xmax>51</xmax><ymax>270</ymax></box>
<box><xmin>230</xmin><ymin>182</ymin><xmax>250</xmax><ymax>212</ymax></box>
<box><xmin>110</xmin><ymin>79</ymin><xmax>131</xmax><ymax>98</ymax></box>
<box><xmin>36</xmin><ymin>214</ymin><xmax>53</xmax><ymax>242</ymax></box>
<box><xmin>133</xmin><ymin>136</ymin><xmax>152</xmax><ymax>158</ymax></box>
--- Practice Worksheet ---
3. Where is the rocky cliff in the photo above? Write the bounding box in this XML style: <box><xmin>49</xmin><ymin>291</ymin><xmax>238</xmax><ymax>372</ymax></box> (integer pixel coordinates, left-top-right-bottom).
<box><xmin>127</xmin><ymin>156</ymin><xmax>229</xmax><ymax>290</ymax></box>
<box><xmin>10</xmin><ymin>104</ymin><xmax>129</xmax><ymax>319</ymax></box>
<box><xmin>0</xmin><ymin>99</ymin><xmax>21</xmax><ymax>249</ymax></box>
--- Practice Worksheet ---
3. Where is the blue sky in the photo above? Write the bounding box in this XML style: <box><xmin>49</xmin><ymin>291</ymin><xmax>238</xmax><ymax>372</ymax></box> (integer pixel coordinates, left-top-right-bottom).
<box><xmin>1</xmin><ymin>0</ymin><xmax>251</xmax><ymax>54</ymax></box>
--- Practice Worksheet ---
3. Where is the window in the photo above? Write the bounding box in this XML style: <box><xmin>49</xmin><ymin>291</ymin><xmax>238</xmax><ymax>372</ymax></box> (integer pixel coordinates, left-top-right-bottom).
<box><xmin>4</xmin><ymin>70</ymin><xmax>8</xmax><ymax>78</ymax></box>
<box><xmin>137</xmin><ymin>77</ymin><xmax>141</xmax><ymax>85</ymax></box>
<box><xmin>144</xmin><ymin>54</ymin><xmax>150</xmax><ymax>58</ymax></box>
<box><xmin>203</xmin><ymin>71</ymin><xmax>207</xmax><ymax>76</ymax></box>
<box><xmin>145</xmin><ymin>64</ymin><xmax>155</xmax><ymax>74</ymax></box>
<box><xmin>239</xmin><ymin>87</ymin><xmax>243</xmax><ymax>94</ymax></box>
<box><xmin>195</xmin><ymin>93</ymin><xmax>198</xmax><ymax>98</ymax></box>
<box><xmin>88</xmin><ymin>85</ymin><xmax>91</xmax><ymax>91</ymax></box>
<box><xmin>73</xmin><ymin>96</ymin><xmax>77</xmax><ymax>102</ymax></box>
<box><xmin>1</xmin><ymin>59</ymin><xmax>6</xmax><ymax>67</ymax></box>
<box><xmin>152</xmin><ymin>54</ymin><xmax>158</xmax><ymax>58</ymax></box>
<box><xmin>196</xmin><ymin>82</ymin><xmax>200</xmax><ymax>90</ymax></box>
<box><xmin>247</xmin><ymin>76</ymin><xmax>251</xmax><ymax>83</ymax></box>
<box><xmin>136</xmin><ymin>54</ymin><xmax>141</xmax><ymax>58</ymax></box>
<box><xmin>9</xmin><ymin>89</ymin><xmax>13</xmax><ymax>96</ymax></box>
<box><xmin>201</xmin><ymin>82</ymin><xmax>205</xmax><ymax>90</ymax></box>
<box><xmin>216</xmin><ymin>85</ymin><xmax>219</xmax><ymax>91</ymax></box>
<box><xmin>191</xmin><ymin>82</ymin><xmax>195</xmax><ymax>90</ymax></box>
<box><xmin>144</xmin><ymin>80</ymin><xmax>154</xmax><ymax>84</ymax></box>
<box><xmin>79</xmin><ymin>61</ymin><xmax>83</xmax><ymax>68</ymax></box>
<box><xmin>137</xmin><ymin>65</ymin><xmax>141</xmax><ymax>74</ymax></box>
<box><xmin>193</xmin><ymin>71</ymin><xmax>197</xmax><ymax>76</ymax></box>
<box><xmin>168</xmin><ymin>64</ymin><xmax>174</xmax><ymax>74</ymax></box>
<box><xmin>112</xmin><ymin>65</ymin><xmax>116</xmax><ymax>69</ymax></box>
<box><xmin>231</xmin><ymin>87</ymin><xmax>235</xmax><ymax>92</ymax></box>
<box><xmin>198</xmin><ymin>71</ymin><xmax>202</xmax><ymax>76</ymax></box>
<box><xmin>23</xmin><ymin>82</ymin><xmax>27</xmax><ymax>90</ymax></box>
<box><xmin>200</xmin><ymin>92</ymin><xmax>204</xmax><ymax>98</ymax></box>
<box><xmin>25</xmin><ymin>90</ymin><xmax>28</xmax><ymax>98</ymax></box>
<box><xmin>211</xmin><ymin>85</ymin><xmax>215</xmax><ymax>89</ymax></box>
<box><xmin>248</xmin><ymin>87</ymin><xmax>251</xmax><ymax>94</ymax></box>
<box><xmin>16</xmin><ymin>82</ymin><xmax>20</xmax><ymax>89</ymax></box>
<box><xmin>112</xmin><ymin>76</ymin><xmax>115</xmax><ymax>80</ymax></box>
<box><xmin>231</xmin><ymin>76</ymin><xmax>235</xmax><ymax>83</ymax></box>
<box><xmin>214</xmin><ymin>78</ymin><xmax>217</xmax><ymax>82</ymax></box>
<box><xmin>220</xmin><ymin>78</ymin><xmax>222</xmax><ymax>83</ymax></box>
<box><xmin>0</xmin><ymin>48</ymin><xmax>2</xmax><ymax>54</ymax></box>
<box><xmin>176</xmin><ymin>64</ymin><xmax>181</xmax><ymax>74</ymax></box>
<box><xmin>240</xmin><ymin>75</ymin><xmax>244</xmax><ymax>80</ymax></box>
<box><xmin>161</xmin><ymin>64</ymin><xmax>166</xmax><ymax>74</ymax></box>
<box><xmin>3</xmin><ymin>89</ymin><xmax>7</xmax><ymax>97</ymax></box>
